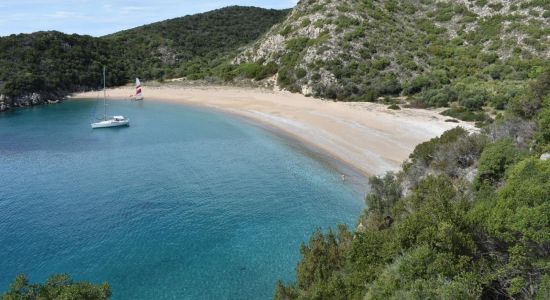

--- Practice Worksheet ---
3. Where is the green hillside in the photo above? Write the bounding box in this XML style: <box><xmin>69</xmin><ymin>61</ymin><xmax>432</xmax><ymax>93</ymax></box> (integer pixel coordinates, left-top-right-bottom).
<box><xmin>106</xmin><ymin>6</ymin><xmax>289</xmax><ymax>80</ymax></box>
<box><xmin>236</xmin><ymin>0</ymin><xmax>550</xmax><ymax>122</ymax></box>
<box><xmin>0</xmin><ymin>6</ymin><xmax>288</xmax><ymax>110</ymax></box>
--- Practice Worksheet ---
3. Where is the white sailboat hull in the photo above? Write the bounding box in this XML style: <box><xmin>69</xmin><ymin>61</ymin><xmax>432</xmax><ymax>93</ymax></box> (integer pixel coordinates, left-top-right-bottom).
<box><xmin>91</xmin><ymin>118</ymin><xmax>130</xmax><ymax>129</ymax></box>
<box><xmin>91</xmin><ymin>67</ymin><xmax>130</xmax><ymax>129</ymax></box>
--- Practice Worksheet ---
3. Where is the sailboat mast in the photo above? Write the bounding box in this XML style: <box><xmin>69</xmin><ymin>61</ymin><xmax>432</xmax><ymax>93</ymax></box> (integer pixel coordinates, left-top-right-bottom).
<box><xmin>103</xmin><ymin>66</ymin><xmax>107</xmax><ymax>120</ymax></box>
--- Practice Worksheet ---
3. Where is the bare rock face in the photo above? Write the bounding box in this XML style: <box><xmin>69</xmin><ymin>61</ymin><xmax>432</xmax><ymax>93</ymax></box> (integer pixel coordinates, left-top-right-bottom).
<box><xmin>19</xmin><ymin>96</ymin><xmax>31</xmax><ymax>107</ymax></box>
<box><xmin>464</xmin><ymin>167</ymin><xmax>478</xmax><ymax>183</ymax></box>
<box><xmin>355</xmin><ymin>222</ymin><xmax>366</xmax><ymax>233</ymax></box>
<box><xmin>30</xmin><ymin>93</ymin><xmax>42</xmax><ymax>105</ymax></box>
<box><xmin>1</xmin><ymin>91</ymin><xmax>63</xmax><ymax>111</ymax></box>
<box><xmin>157</xmin><ymin>46</ymin><xmax>176</xmax><ymax>65</ymax></box>
<box><xmin>541</xmin><ymin>152</ymin><xmax>550</xmax><ymax>161</ymax></box>
<box><xmin>0</xmin><ymin>94</ymin><xmax>7</xmax><ymax>111</ymax></box>
<box><xmin>302</xmin><ymin>85</ymin><xmax>313</xmax><ymax>96</ymax></box>
<box><xmin>11</xmin><ymin>93</ymin><xmax>47</xmax><ymax>107</ymax></box>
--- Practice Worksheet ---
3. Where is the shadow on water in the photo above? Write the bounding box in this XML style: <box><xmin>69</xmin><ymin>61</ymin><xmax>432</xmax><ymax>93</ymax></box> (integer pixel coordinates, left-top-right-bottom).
<box><xmin>91</xmin><ymin>125</ymin><xmax>131</xmax><ymax>131</ymax></box>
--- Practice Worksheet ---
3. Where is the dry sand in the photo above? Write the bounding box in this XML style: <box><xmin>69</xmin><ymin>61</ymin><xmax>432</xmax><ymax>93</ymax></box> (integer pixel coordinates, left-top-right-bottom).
<box><xmin>72</xmin><ymin>84</ymin><xmax>476</xmax><ymax>176</ymax></box>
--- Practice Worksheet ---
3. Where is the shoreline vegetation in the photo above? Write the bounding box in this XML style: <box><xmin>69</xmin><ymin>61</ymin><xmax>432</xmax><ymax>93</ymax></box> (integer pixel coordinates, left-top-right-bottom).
<box><xmin>2</xmin><ymin>274</ymin><xmax>110</xmax><ymax>300</ymax></box>
<box><xmin>71</xmin><ymin>83</ymin><xmax>476</xmax><ymax>176</ymax></box>
<box><xmin>272</xmin><ymin>68</ymin><xmax>550</xmax><ymax>299</ymax></box>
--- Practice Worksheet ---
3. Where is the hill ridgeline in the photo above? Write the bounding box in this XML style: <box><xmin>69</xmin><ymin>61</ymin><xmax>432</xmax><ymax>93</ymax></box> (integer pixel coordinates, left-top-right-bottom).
<box><xmin>0</xmin><ymin>6</ymin><xmax>288</xmax><ymax>111</ymax></box>
<box><xmin>236</xmin><ymin>0</ymin><xmax>550</xmax><ymax>123</ymax></box>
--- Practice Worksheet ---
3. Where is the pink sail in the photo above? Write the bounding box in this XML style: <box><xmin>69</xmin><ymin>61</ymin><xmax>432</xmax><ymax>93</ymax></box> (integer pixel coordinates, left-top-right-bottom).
<box><xmin>135</xmin><ymin>78</ymin><xmax>143</xmax><ymax>100</ymax></box>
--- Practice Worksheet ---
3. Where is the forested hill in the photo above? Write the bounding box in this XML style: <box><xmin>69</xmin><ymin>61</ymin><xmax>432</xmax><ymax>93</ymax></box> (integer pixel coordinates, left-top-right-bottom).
<box><xmin>106</xmin><ymin>6</ymin><xmax>290</xmax><ymax>80</ymax></box>
<box><xmin>0</xmin><ymin>31</ymin><xmax>128</xmax><ymax>110</ymax></box>
<box><xmin>0</xmin><ymin>6</ymin><xmax>289</xmax><ymax>111</ymax></box>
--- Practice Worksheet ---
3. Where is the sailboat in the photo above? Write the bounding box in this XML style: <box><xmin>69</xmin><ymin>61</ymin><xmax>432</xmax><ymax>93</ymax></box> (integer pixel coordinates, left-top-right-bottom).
<box><xmin>132</xmin><ymin>78</ymin><xmax>144</xmax><ymax>101</ymax></box>
<box><xmin>91</xmin><ymin>67</ymin><xmax>130</xmax><ymax>129</ymax></box>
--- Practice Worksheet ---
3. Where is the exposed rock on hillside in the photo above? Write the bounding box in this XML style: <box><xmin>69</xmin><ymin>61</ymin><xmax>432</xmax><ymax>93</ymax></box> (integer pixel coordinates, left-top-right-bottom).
<box><xmin>237</xmin><ymin>0</ymin><xmax>550</xmax><ymax>106</ymax></box>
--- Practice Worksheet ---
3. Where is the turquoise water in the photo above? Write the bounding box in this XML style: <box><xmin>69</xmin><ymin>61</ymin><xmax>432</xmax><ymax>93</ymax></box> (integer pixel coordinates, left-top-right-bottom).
<box><xmin>0</xmin><ymin>100</ymin><xmax>364</xmax><ymax>299</ymax></box>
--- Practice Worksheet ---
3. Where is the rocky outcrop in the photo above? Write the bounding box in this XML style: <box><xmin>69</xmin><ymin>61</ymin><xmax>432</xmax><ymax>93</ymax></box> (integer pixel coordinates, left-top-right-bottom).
<box><xmin>0</xmin><ymin>92</ymin><xmax>63</xmax><ymax>112</ymax></box>
<box><xmin>30</xmin><ymin>93</ymin><xmax>41</xmax><ymax>105</ymax></box>
<box><xmin>0</xmin><ymin>94</ymin><xmax>7</xmax><ymax>112</ymax></box>
<box><xmin>541</xmin><ymin>152</ymin><xmax>550</xmax><ymax>161</ymax></box>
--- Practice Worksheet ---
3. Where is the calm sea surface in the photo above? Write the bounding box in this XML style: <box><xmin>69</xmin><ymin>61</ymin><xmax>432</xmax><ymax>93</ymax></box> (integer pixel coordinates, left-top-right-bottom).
<box><xmin>0</xmin><ymin>100</ymin><xmax>365</xmax><ymax>299</ymax></box>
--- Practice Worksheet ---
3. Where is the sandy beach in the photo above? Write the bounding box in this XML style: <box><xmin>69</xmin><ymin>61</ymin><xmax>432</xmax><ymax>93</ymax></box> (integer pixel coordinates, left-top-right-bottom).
<box><xmin>72</xmin><ymin>84</ymin><xmax>475</xmax><ymax>176</ymax></box>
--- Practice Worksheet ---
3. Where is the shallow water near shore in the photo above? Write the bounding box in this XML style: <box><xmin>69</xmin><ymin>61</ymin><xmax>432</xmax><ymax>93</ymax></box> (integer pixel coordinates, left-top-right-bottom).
<box><xmin>0</xmin><ymin>100</ymin><xmax>364</xmax><ymax>299</ymax></box>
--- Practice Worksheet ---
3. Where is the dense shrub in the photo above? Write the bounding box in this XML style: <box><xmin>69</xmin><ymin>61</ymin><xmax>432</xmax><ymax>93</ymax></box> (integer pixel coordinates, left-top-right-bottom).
<box><xmin>364</xmin><ymin>173</ymin><xmax>401</xmax><ymax>222</ymax></box>
<box><xmin>234</xmin><ymin>63</ymin><xmax>264</xmax><ymax>79</ymax></box>
<box><xmin>233</xmin><ymin>62</ymin><xmax>279</xmax><ymax>80</ymax></box>
<box><xmin>421</xmin><ymin>87</ymin><xmax>457</xmax><ymax>107</ymax></box>
<box><xmin>475</xmin><ymin>139</ymin><xmax>523</xmax><ymax>187</ymax></box>
<box><xmin>388</xmin><ymin>104</ymin><xmax>400</xmax><ymax>110</ymax></box>
<box><xmin>458</xmin><ymin>88</ymin><xmax>487</xmax><ymax>111</ymax></box>
<box><xmin>473</xmin><ymin>158</ymin><xmax>550</xmax><ymax>298</ymax></box>
<box><xmin>274</xmin><ymin>225</ymin><xmax>353</xmax><ymax>299</ymax></box>
<box><xmin>538</xmin><ymin>105</ymin><xmax>550</xmax><ymax>144</ymax></box>
<box><xmin>508</xmin><ymin>67</ymin><xmax>550</xmax><ymax>117</ymax></box>
<box><xmin>407</xmin><ymin>127</ymin><xmax>469</xmax><ymax>167</ymax></box>
<box><xmin>373</xmin><ymin>74</ymin><xmax>402</xmax><ymax>95</ymax></box>
<box><xmin>2</xmin><ymin>274</ymin><xmax>111</xmax><ymax>299</ymax></box>
<box><xmin>441</xmin><ymin>107</ymin><xmax>491</xmax><ymax>123</ymax></box>
<box><xmin>277</xmin><ymin>67</ymin><xmax>297</xmax><ymax>89</ymax></box>
<box><xmin>403</xmin><ymin>71</ymin><xmax>451</xmax><ymax>97</ymax></box>
<box><xmin>286</xmin><ymin>37</ymin><xmax>311</xmax><ymax>52</ymax></box>
<box><xmin>404</xmin><ymin>75</ymin><xmax>431</xmax><ymax>95</ymax></box>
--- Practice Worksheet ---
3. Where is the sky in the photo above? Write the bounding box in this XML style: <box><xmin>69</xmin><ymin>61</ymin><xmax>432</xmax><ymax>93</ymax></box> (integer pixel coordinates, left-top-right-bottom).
<box><xmin>0</xmin><ymin>0</ymin><xmax>298</xmax><ymax>37</ymax></box>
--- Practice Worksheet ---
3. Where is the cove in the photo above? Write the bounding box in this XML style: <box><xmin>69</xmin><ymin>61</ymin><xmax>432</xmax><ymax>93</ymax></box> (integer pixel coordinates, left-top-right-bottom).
<box><xmin>0</xmin><ymin>100</ymin><xmax>364</xmax><ymax>299</ymax></box>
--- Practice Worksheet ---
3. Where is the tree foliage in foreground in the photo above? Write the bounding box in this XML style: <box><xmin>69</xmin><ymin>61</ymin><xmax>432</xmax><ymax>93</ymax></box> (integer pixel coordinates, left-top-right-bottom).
<box><xmin>275</xmin><ymin>68</ymin><xmax>550</xmax><ymax>299</ymax></box>
<box><xmin>1</xmin><ymin>274</ymin><xmax>110</xmax><ymax>300</ymax></box>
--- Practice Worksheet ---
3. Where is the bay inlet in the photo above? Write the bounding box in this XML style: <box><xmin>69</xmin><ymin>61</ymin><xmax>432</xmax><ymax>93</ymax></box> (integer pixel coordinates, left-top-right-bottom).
<box><xmin>0</xmin><ymin>100</ymin><xmax>364</xmax><ymax>299</ymax></box>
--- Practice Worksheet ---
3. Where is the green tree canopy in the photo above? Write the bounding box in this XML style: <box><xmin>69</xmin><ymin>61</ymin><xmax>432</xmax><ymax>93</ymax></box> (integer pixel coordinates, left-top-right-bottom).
<box><xmin>2</xmin><ymin>274</ymin><xmax>110</xmax><ymax>300</ymax></box>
